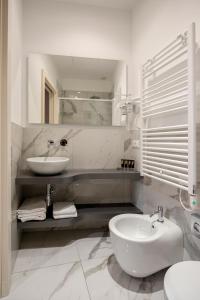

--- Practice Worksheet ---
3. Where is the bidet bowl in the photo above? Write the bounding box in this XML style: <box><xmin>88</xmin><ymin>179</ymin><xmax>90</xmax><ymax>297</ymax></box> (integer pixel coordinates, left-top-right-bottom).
<box><xmin>26</xmin><ymin>157</ymin><xmax>70</xmax><ymax>175</ymax></box>
<box><xmin>109</xmin><ymin>214</ymin><xmax>183</xmax><ymax>278</ymax></box>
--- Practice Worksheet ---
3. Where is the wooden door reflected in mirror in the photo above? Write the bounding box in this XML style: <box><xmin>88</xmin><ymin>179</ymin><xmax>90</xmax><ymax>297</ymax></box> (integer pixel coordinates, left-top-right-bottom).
<box><xmin>41</xmin><ymin>70</ymin><xmax>59</xmax><ymax>124</ymax></box>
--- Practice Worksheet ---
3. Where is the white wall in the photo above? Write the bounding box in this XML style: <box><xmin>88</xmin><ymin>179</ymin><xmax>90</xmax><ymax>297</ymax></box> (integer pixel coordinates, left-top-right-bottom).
<box><xmin>130</xmin><ymin>0</ymin><xmax>200</xmax><ymax>168</ymax></box>
<box><xmin>22</xmin><ymin>0</ymin><xmax>132</xmax><ymax>125</ymax></box>
<box><xmin>9</xmin><ymin>0</ymin><xmax>23</xmax><ymax>126</ymax></box>
<box><xmin>130</xmin><ymin>0</ymin><xmax>200</xmax><ymax>97</ymax></box>
<box><xmin>23</xmin><ymin>0</ymin><xmax>131</xmax><ymax>61</ymax></box>
<box><xmin>28</xmin><ymin>54</ymin><xmax>60</xmax><ymax>123</ymax></box>
<box><xmin>61</xmin><ymin>78</ymin><xmax>113</xmax><ymax>93</ymax></box>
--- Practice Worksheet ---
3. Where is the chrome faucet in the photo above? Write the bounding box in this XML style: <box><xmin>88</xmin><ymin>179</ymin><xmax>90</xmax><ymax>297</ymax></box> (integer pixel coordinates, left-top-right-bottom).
<box><xmin>48</xmin><ymin>139</ymin><xmax>54</xmax><ymax>148</ymax></box>
<box><xmin>150</xmin><ymin>206</ymin><xmax>164</xmax><ymax>226</ymax></box>
<box><xmin>48</xmin><ymin>139</ymin><xmax>68</xmax><ymax>148</ymax></box>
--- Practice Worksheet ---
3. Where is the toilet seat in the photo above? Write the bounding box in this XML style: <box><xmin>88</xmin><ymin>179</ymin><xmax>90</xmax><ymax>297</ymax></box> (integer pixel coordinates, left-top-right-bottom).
<box><xmin>164</xmin><ymin>261</ymin><xmax>200</xmax><ymax>300</ymax></box>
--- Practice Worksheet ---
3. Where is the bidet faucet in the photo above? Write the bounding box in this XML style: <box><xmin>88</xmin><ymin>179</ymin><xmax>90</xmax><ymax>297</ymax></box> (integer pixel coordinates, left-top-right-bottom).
<box><xmin>150</xmin><ymin>206</ymin><xmax>164</xmax><ymax>223</ymax></box>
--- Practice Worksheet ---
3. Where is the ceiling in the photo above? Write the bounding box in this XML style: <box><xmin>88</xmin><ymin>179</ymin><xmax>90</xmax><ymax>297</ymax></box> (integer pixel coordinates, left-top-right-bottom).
<box><xmin>54</xmin><ymin>0</ymin><xmax>137</xmax><ymax>10</ymax></box>
<box><xmin>51</xmin><ymin>55</ymin><xmax>119</xmax><ymax>81</ymax></box>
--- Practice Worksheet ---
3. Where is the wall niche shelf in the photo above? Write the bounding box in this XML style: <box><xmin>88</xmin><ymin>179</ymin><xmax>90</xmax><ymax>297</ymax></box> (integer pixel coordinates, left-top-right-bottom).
<box><xmin>16</xmin><ymin>169</ymin><xmax>141</xmax><ymax>231</ymax></box>
<box><xmin>18</xmin><ymin>203</ymin><xmax>142</xmax><ymax>231</ymax></box>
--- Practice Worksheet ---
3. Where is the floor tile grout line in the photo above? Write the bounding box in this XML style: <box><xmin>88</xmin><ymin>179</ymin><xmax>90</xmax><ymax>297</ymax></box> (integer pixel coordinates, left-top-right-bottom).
<box><xmin>80</xmin><ymin>260</ymin><xmax>92</xmax><ymax>300</ymax></box>
<box><xmin>13</xmin><ymin>251</ymin><xmax>113</xmax><ymax>274</ymax></box>
<box><xmin>12</xmin><ymin>259</ymin><xmax>81</xmax><ymax>274</ymax></box>
<box><xmin>74</xmin><ymin>240</ymin><xmax>82</xmax><ymax>262</ymax></box>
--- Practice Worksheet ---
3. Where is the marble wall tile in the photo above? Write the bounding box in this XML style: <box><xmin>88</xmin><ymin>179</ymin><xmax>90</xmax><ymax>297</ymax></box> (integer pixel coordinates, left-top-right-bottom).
<box><xmin>71</xmin><ymin>128</ymin><xmax>124</xmax><ymax>169</ymax></box>
<box><xmin>21</xmin><ymin>125</ymin><xmax>129</xmax><ymax>170</ymax></box>
<box><xmin>131</xmin><ymin>178</ymin><xmax>200</xmax><ymax>261</ymax></box>
<box><xmin>21</xmin><ymin>125</ymin><xmax>134</xmax><ymax>204</ymax></box>
<box><xmin>11</xmin><ymin>122</ymin><xmax>23</xmax><ymax>270</ymax></box>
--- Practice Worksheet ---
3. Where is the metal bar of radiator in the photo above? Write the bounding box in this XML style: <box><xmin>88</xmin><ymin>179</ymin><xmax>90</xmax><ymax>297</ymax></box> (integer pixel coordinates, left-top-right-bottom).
<box><xmin>143</xmin><ymin>136</ymin><xmax>188</xmax><ymax>141</ymax></box>
<box><xmin>143</xmin><ymin>50</ymin><xmax>187</xmax><ymax>79</ymax></box>
<box><xmin>143</xmin><ymin>168</ymin><xmax>188</xmax><ymax>185</ymax></box>
<box><xmin>143</xmin><ymin>146</ymin><xmax>188</xmax><ymax>153</ymax></box>
<box><xmin>143</xmin><ymin>165</ymin><xmax>188</xmax><ymax>179</ymax></box>
<box><xmin>142</xmin><ymin>151</ymin><xmax>188</xmax><ymax>160</ymax></box>
<box><xmin>143</xmin><ymin>73</ymin><xmax>187</xmax><ymax>96</ymax></box>
<box><xmin>143</xmin><ymin>94</ymin><xmax>188</xmax><ymax>110</ymax></box>
<box><xmin>143</xmin><ymin>68</ymin><xmax>187</xmax><ymax>93</ymax></box>
<box><xmin>143</xmin><ymin>87</ymin><xmax>187</xmax><ymax>105</ymax></box>
<box><xmin>142</xmin><ymin>154</ymin><xmax>188</xmax><ymax>164</ymax></box>
<box><xmin>143</xmin><ymin>159</ymin><xmax>188</xmax><ymax>172</ymax></box>
<box><xmin>143</xmin><ymin>99</ymin><xmax>187</xmax><ymax>114</ymax></box>
<box><xmin>143</xmin><ymin>173</ymin><xmax>188</xmax><ymax>191</ymax></box>
<box><xmin>187</xmin><ymin>23</ymin><xmax>196</xmax><ymax>194</ymax></box>
<box><xmin>143</xmin><ymin>80</ymin><xmax>188</xmax><ymax>101</ymax></box>
<box><xmin>142</xmin><ymin>124</ymin><xmax>188</xmax><ymax>132</ymax></box>
<box><xmin>143</xmin><ymin>105</ymin><xmax>188</xmax><ymax>118</ymax></box>
<box><xmin>143</xmin><ymin>131</ymin><xmax>188</xmax><ymax>136</ymax></box>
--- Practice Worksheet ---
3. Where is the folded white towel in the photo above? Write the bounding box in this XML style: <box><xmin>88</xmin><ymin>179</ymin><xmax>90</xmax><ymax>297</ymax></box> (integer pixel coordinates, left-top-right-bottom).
<box><xmin>53</xmin><ymin>211</ymin><xmax>78</xmax><ymax>220</ymax></box>
<box><xmin>19</xmin><ymin>214</ymin><xmax>46</xmax><ymax>223</ymax></box>
<box><xmin>53</xmin><ymin>202</ymin><xmax>77</xmax><ymax>216</ymax></box>
<box><xmin>17</xmin><ymin>197</ymin><xmax>46</xmax><ymax>214</ymax></box>
<box><xmin>17</xmin><ymin>197</ymin><xmax>46</xmax><ymax>222</ymax></box>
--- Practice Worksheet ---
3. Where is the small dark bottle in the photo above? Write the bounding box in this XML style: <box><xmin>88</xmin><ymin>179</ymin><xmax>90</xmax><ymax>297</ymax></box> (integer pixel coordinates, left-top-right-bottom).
<box><xmin>121</xmin><ymin>159</ymin><xmax>125</xmax><ymax>169</ymax></box>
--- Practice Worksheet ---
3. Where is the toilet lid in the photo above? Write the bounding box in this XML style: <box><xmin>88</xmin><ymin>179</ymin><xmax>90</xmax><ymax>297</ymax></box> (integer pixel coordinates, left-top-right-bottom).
<box><xmin>164</xmin><ymin>261</ymin><xmax>200</xmax><ymax>300</ymax></box>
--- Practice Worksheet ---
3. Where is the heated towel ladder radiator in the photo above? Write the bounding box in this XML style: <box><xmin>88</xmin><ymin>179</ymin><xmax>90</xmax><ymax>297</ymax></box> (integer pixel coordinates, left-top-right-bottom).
<box><xmin>140</xmin><ymin>23</ymin><xmax>196</xmax><ymax>195</ymax></box>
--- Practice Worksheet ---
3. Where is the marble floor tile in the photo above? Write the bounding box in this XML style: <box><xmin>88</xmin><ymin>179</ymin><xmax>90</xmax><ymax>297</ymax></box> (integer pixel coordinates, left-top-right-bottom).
<box><xmin>9</xmin><ymin>230</ymin><xmax>166</xmax><ymax>299</ymax></box>
<box><xmin>5</xmin><ymin>262</ymin><xmax>90</xmax><ymax>300</ymax></box>
<box><xmin>13</xmin><ymin>232</ymin><xmax>79</xmax><ymax>273</ymax></box>
<box><xmin>76</xmin><ymin>231</ymin><xmax>113</xmax><ymax>261</ymax></box>
<box><xmin>82</xmin><ymin>255</ymin><xmax>165</xmax><ymax>300</ymax></box>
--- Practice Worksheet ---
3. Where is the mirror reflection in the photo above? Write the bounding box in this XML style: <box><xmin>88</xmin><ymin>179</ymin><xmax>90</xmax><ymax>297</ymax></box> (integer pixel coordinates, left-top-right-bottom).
<box><xmin>28</xmin><ymin>54</ymin><xmax>127</xmax><ymax>126</ymax></box>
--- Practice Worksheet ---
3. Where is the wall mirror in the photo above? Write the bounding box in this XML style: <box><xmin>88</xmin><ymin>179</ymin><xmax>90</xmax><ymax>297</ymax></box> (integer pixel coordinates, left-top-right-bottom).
<box><xmin>28</xmin><ymin>53</ymin><xmax>127</xmax><ymax>126</ymax></box>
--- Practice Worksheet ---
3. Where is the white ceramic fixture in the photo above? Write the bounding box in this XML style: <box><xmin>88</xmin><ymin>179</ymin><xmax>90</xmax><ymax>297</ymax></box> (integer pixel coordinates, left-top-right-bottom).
<box><xmin>109</xmin><ymin>214</ymin><xmax>183</xmax><ymax>278</ymax></box>
<box><xmin>26</xmin><ymin>157</ymin><xmax>70</xmax><ymax>175</ymax></box>
<box><xmin>164</xmin><ymin>261</ymin><xmax>200</xmax><ymax>300</ymax></box>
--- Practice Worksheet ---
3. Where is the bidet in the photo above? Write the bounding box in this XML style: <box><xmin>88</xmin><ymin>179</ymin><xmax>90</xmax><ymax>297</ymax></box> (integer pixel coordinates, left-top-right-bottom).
<box><xmin>109</xmin><ymin>214</ymin><xmax>183</xmax><ymax>277</ymax></box>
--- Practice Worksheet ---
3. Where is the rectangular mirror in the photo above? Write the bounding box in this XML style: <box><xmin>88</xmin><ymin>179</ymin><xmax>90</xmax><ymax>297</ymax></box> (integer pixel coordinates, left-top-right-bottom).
<box><xmin>28</xmin><ymin>53</ymin><xmax>127</xmax><ymax>126</ymax></box>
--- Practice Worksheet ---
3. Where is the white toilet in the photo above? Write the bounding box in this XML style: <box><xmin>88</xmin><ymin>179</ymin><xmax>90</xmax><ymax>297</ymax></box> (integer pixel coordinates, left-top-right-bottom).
<box><xmin>164</xmin><ymin>261</ymin><xmax>200</xmax><ymax>300</ymax></box>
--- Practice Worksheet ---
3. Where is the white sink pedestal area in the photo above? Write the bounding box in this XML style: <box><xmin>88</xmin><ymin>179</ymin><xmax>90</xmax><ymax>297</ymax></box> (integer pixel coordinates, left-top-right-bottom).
<box><xmin>109</xmin><ymin>214</ymin><xmax>183</xmax><ymax>278</ymax></box>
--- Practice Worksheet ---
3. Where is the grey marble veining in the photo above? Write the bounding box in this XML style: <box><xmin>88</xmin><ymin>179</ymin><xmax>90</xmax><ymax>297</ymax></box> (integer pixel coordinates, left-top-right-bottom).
<box><xmin>21</xmin><ymin>125</ymin><xmax>137</xmax><ymax>170</ymax></box>
<box><xmin>82</xmin><ymin>255</ymin><xmax>165</xmax><ymax>300</ymax></box>
<box><xmin>131</xmin><ymin>178</ymin><xmax>200</xmax><ymax>261</ymax></box>
<box><xmin>20</xmin><ymin>125</ymin><xmax>136</xmax><ymax>205</ymax></box>
<box><xmin>6</xmin><ymin>230</ymin><xmax>165</xmax><ymax>300</ymax></box>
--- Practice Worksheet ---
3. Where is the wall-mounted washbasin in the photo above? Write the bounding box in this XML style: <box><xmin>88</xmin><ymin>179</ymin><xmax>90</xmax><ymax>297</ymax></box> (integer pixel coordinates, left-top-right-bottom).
<box><xmin>26</xmin><ymin>157</ymin><xmax>70</xmax><ymax>175</ymax></box>
<box><xmin>109</xmin><ymin>214</ymin><xmax>183</xmax><ymax>277</ymax></box>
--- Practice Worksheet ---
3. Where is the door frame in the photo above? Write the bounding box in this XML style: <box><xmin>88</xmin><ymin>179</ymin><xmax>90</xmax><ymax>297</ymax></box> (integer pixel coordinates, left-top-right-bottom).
<box><xmin>0</xmin><ymin>0</ymin><xmax>11</xmax><ymax>296</ymax></box>
<box><xmin>41</xmin><ymin>70</ymin><xmax>59</xmax><ymax>124</ymax></box>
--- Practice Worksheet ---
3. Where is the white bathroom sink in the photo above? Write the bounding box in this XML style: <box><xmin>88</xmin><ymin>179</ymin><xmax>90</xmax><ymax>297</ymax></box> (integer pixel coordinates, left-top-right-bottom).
<box><xmin>109</xmin><ymin>214</ymin><xmax>183</xmax><ymax>277</ymax></box>
<box><xmin>26</xmin><ymin>157</ymin><xmax>70</xmax><ymax>175</ymax></box>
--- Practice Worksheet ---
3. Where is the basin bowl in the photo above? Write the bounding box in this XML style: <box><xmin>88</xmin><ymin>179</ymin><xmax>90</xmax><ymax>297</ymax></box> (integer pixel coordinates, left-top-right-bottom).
<box><xmin>109</xmin><ymin>214</ymin><xmax>183</xmax><ymax>278</ymax></box>
<box><xmin>26</xmin><ymin>157</ymin><xmax>70</xmax><ymax>175</ymax></box>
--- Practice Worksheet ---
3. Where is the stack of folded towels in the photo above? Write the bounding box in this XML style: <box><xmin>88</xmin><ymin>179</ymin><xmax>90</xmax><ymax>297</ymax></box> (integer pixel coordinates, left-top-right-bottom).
<box><xmin>17</xmin><ymin>197</ymin><xmax>46</xmax><ymax>222</ymax></box>
<box><xmin>53</xmin><ymin>201</ymin><xmax>77</xmax><ymax>219</ymax></box>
